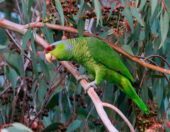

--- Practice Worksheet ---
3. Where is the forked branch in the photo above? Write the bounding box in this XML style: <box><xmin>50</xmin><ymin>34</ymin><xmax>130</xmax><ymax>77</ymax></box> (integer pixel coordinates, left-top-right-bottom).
<box><xmin>0</xmin><ymin>18</ymin><xmax>136</xmax><ymax>132</ymax></box>
<box><xmin>24</xmin><ymin>22</ymin><xmax>170</xmax><ymax>75</ymax></box>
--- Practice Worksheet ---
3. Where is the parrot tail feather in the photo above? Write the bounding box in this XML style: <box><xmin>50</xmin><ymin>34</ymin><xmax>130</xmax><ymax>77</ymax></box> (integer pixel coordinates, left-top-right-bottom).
<box><xmin>133</xmin><ymin>97</ymin><xmax>149</xmax><ymax>114</ymax></box>
<box><xmin>119</xmin><ymin>77</ymin><xmax>149</xmax><ymax>114</ymax></box>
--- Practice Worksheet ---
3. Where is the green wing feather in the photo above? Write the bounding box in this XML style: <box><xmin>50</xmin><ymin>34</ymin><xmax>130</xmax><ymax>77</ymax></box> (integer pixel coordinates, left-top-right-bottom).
<box><xmin>86</xmin><ymin>37</ymin><xmax>134</xmax><ymax>82</ymax></box>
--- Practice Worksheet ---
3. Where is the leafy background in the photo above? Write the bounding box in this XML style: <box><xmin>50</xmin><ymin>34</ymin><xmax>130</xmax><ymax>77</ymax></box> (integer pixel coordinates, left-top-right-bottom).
<box><xmin>0</xmin><ymin>0</ymin><xmax>170</xmax><ymax>131</ymax></box>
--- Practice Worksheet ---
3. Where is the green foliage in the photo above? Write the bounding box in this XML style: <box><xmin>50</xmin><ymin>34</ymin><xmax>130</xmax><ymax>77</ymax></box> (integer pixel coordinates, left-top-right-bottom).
<box><xmin>66</xmin><ymin>119</ymin><xmax>82</xmax><ymax>132</ymax></box>
<box><xmin>21</xmin><ymin>0</ymin><xmax>34</xmax><ymax>23</ymax></box>
<box><xmin>0</xmin><ymin>0</ymin><xmax>4</xmax><ymax>3</ymax></box>
<box><xmin>2</xmin><ymin>123</ymin><xmax>33</xmax><ymax>132</ymax></box>
<box><xmin>55</xmin><ymin>0</ymin><xmax>64</xmax><ymax>26</ymax></box>
<box><xmin>0</xmin><ymin>0</ymin><xmax>170</xmax><ymax>131</ymax></box>
<box><xmin>93</xmin><ymin>0</ymin><xmax>102</xmax><ymax>25</ymax></box>
<box><xmin>160</xmin><ymin>11</ymin><xmax>169</xmax><ymax>48</ymax></box>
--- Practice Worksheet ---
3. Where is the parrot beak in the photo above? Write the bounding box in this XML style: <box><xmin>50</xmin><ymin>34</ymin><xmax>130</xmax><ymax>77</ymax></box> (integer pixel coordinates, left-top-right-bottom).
<box><xmin>45</xmin><ymin>53</ymin><xmax>56</xmax><ymax>63</ymax></box>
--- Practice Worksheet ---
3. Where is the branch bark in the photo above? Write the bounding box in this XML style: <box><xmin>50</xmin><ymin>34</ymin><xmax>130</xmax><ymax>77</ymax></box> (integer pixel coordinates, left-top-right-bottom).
<box><xmin>24</xmin><ymin>22</ymin><xmax>170</xmax><ymax>75</ymax></box>
<box><xmin>0</xmin><ymin>18</ymin><xmax>136</xmax><ymax>132</ymax></box>
<box><xmin>61</xmin><ymin>62</ymin><xmax>120</xmax><ymax>132</ymax></box>
<box><xmin>1</xmin><ymin>19</ymin><xmax>170</xmax><ymax>75</ymax></box>
<box><xmin>102</xmin><ymin>102</ymin><xmax>134</xmax><ymax>132</ymax></box>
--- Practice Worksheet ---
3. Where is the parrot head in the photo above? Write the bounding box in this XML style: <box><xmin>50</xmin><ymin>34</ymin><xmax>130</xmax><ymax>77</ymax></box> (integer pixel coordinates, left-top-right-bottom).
<box><xmin>45</xmin><ymin>45</ymin><xmax>56</xmax><ymax>63</ymax></box>
<box><xmin>45</xmin><ymin>41</ymin><xmax>72</xmax><ymax>63</ymax></box>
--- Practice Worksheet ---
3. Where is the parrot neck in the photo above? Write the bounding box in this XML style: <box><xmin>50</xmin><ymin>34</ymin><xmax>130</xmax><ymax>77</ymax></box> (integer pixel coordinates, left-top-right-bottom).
<box><xmin>59</xmin><ymin>41</ymin><xmax>75</xmax><ymax>61</ymax></box>
<box><xmin>50</xmin><ymin>40</ymin><xmax>74</xmax><ymax>61</ymax></box>
<box><xmin>63</xmin><ymin>41</ymin><xmax>74</xmax><ymax>60</ymax></box>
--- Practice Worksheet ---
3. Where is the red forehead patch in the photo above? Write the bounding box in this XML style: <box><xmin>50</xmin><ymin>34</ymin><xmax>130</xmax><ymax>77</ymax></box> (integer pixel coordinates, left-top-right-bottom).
<box><xmin>44</xmin><ymin>45</ymin><xmax>55</xmax><ymax>52</ymax></box>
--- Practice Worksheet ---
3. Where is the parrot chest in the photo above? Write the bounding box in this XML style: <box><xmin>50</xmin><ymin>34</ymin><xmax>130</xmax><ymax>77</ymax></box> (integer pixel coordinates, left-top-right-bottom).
<box><xmin>71</xmin><ymin>43</ymin><xmax>106</xmax><ymax>77</ymax></box>
<box><xmin>83</xmin><ymin>60</ymin><xmax>98</xmax><ymax>74</ymax></box>
<box><xmin>73</xmin><ymin>54</ymin><xmax>100</xmax><ymax>75</ymax></box>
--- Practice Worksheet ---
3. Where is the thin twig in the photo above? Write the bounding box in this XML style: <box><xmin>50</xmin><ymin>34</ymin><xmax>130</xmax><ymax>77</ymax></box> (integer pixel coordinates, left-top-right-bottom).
<box><xmin>0</xmin><ymin>85</ymin><xmax>11</xmax><ymax>97</ymax></box>
<box><xmin>61</xmin><ymin>61</ymin><xmax>119</xmax><ymax>132</ymax></box>
<box><xmin>2</xmin><ymin>19</ymin><xmax>170</xmax><ymax>75</ymax></box>
<box><xmin>29</xmin><ymin>73</ymin><xmax>66</xmax><ymax>126</ymax></box>
<box><xmin>144</xmin><ymin>58</ymin><xmax>169</xmax><ymax>82</ymax></box>
<box><xmin>139</xmin><ymin>70</ymin><xmax>148</xmax><ymax>88</ymax></box>
<box><xmin>5</xmin><ymin>30</ymin><xmax>31</xmax><ymax>62</ymax></box>
<box><xmin>5</xmin><ymin>30</ymin><xmax>21</xmax><ymax>50</ymax></box>
<box><xmin>138</xmin><ymin>56</ymin><xmax>169</xmax><ymax>86</ymax></box>
<box><xmin>102</xmin><ymin>102</ymin><xmax>135</xmax><ymax>132</ymax></box>
<box><xmin>144</xmin><ymin>55</ymin><xmax>170</xmax><ymax>68</ymax></box>
<box><xmin>0</xmin><ymin>18</ymin><xmax>138</xmax><ymax>131</ymax></box>
<box><xmin>10</xmin><ymin>79</ymin><xmax>24</xmax><ymax>122</ymax></box>
<box><xmin>23</xmin><ymin>21</ymin><xmax>170</xmax><ymax>75</ymax></box>
<box><xmin>161</xmin><ymin>0</ymin><xmax>167</xmax><ymax>11</ymax></box>
<box><xmin>43</xmin><ymin>73</ymin><xmax>66</xmax><ymax>106</ymax></box>
<box><xmin>15</xmin><ymin>0</ymin><xmax>24</xmax><ymax>24</ymax></box>
<box><xmin>0</xmin><ymin>110</ymin><xmax>5</xmax><ymax>124</ymax></box>
<box><xmin>21</xmin><ymin>79</ymin><xmax>28</xmax><ymax>122</ymax></box>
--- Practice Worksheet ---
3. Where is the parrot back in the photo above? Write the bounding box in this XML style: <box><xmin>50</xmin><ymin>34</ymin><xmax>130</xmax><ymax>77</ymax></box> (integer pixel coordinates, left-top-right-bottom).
<box><xmin>86</xmin><ymin>37</ymin><xmax>134</xmax><ymax>82</ymax></box>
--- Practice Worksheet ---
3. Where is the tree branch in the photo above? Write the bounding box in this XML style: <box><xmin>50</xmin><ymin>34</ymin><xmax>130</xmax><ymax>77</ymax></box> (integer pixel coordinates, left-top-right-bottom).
<box><xmin>1</xmin><ymin>19</ymin><xmax>170</xmax><ymax>75</ymax></box>
<box><xmin>24</xmin><ymin>22</ymin><xmax>170</xmax><ymax>75</ymax></box>
<box><xmin>61</xmin><ymin>62</ymin><xmax>121</xmax><ymax>132</ymax></box>
<box><xmin>0</xmin><ymin>18</ymin><xmax>136</xmax><ymax>132</ymax></box>
<box><xmin>102</xmin><ymin>102</ymin><xmax>134</xmax><ymax>132</ymax></box>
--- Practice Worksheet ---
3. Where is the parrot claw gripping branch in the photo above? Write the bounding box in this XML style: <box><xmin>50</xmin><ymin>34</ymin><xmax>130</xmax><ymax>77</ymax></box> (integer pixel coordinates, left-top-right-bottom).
<box><xmin>84</xmin><ymin>80</ymin><xmax>98</xmax><ymax>92</ymax></box>
<box><xmin>77</xmin><ymin>75</ymin><xmax>89</xmax><ymax>82</ymax></box>
<box><xmin>77</xmin><ymin>75</ymin><xmax>97</xmax><ymax>93</ymax></box>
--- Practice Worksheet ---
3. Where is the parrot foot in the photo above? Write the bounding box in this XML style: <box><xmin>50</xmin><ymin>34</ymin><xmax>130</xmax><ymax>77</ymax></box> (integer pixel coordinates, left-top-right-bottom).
<box><xmin>85</xmin><ymin>81</ymin><xmax>97</xmax><ymax>93</ymax></box>
<box><xmin>77</xmin><ymin>75</ymin><xmax>89</xmax><ymax>82</ymax></box>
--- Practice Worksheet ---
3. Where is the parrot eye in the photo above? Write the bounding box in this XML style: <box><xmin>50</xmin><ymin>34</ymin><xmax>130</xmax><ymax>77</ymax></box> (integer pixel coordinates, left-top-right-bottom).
<box><xmin>44</xmin><ymin>45</ymin><xmax>55</xmax><ymax>53</ymax></box>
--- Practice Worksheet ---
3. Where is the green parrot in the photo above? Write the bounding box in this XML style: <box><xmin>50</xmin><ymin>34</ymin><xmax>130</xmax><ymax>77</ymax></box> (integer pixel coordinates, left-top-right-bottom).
<box><xmin>45</xmin><ymin>37</ymin><xmax>149</xmax><ymax>114</ymax></box>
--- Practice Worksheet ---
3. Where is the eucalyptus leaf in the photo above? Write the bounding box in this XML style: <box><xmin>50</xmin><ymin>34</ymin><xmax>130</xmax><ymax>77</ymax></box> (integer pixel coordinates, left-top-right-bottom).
<box><xmin>138</xmin><ymin>0</ymin><xmax>146</xmax><ymax>11</ymax></box>
<box><xmin>4</xmin><ymin>52</ymin><xmax>24</xmax><ymax>76</ymax></box>
<box><xmin>0</xmin><ymin>45</ymin><xmax>7</xmax><ymax>52</ymax></box>
<box><xmin>46</xmin><ymin>93</ymin><xmax>60</xmax><ymax>109</ymax></box>
<box><xmin>108</xmin><ymin>3</ymin><xmax>116</xmax><ymax>18</ymax></box>
<box><xmin>41</xmin><ymin>26</ymin><xmax>54</xmax><ymax>43</ymax></box>
<box><xmin>93</xmin><ymin>0</ymin><xmax>102</xmax><ymax>26</ymax></box>
<box><xmin>122</xmin><ymin>8</ymin><xmax>134</xmax><ymax>32</ymax></box>
<box><xmin>0</xmin><ymin>75</ymin><xmax>5</xmax><ymax>87</ymax></box>
<box><xmin>0</xmin><ymin>0</ymin><xmax>4</xmax><ymax>3</ymax></box>
<box><xmin>159</xmin><ymin>11</ymin><xmax>169</xmax><ymax>48</ymax></box>
<box><xmin>130</xmin><ymin>7</ymin><xmax>144</xmax><ymax>26</ymax></box>
<box><xmin>30</xmin><ymin>40</ymin><xmax>38</xmax><ymax>76</ymax></box>
<box><xmin>75</xmin><ymin>0</ymin><xmax>85</xmax><ymax>22</ymax></box>
<box><xmin>78</xmin><ymin>19</ymin><xmax>85</xmax><ymax>36</ymax></box>
<box><xmin>165</xmin><ymin>0</ymin><xmax>170</xmax><ymax>14</ymax></box>
<box><xmin>22</xmin><ymin>30</ymin><xmax>32</xmax><ymax>50</ymax></box>
<box><xmin>39</xmin><ymin>60</ymin><xmax>50</xmax><ymax>80</ymax></box>
<box><xmin>21</xmin><ymin>0</ymin><xmax>33</xmax><ymax>23</ymax></box>
<box><xmin>3</xmin><ymin>122</ymin><xmax>32</xmax><ymax>132</ymax></box>
<box><xmin>151</xmin><ymin>0</ymin><xmax>158</xmax><ymax>16</ymax></box>
<box><xmin>55</xmin><ymin>0</ymin><xmax>64</xmax><ymax>26</ymax></box>
<box><xmin>43</xmin><ymin>122</ymin><xmax>64</xmax><ymax>132</ymax></box>
<box><xmin>122</xmin><ymin>45</ymin><xmax>134</xmax><ymax>55</ymax></box>
<box><xmin>66</xmin><ymin>120</ymin><xmax>82</xmax><ymax>132</ymax></box>
<box><xmin>5</xmin><ymin>66</ymin><xmax>18</xmax><ymax>88</ymax></box>
<box><xmin>0</xmin><ymin>29</ymin><xmax>8</xmax><ymax>45</ymax></box>
<box><xmin>38</xmin><ymin>80</ymin><xmax>48</xmax><ymax>105</ymax></box>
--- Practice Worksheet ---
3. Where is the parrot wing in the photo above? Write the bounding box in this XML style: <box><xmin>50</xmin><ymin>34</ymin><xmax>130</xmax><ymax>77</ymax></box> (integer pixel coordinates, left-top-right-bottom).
<box><xmin>87</xmin><ymin>37</ymin><xmax>134</xmax><ymax>82</ymax></box>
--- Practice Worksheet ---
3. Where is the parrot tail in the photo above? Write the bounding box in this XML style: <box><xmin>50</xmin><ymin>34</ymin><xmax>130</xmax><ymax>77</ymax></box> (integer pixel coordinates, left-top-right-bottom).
<box><xmin>120</xmin><ymin>78</ymin><xmax>149</xmax><ymax>114</ymax></box>
<box><xmin>106</xmin><ymin>69</ymin><xmax>149</xmax><ymax>114</ymax></box>
<box><xmin>133</xmin><ymin>96</ymin><xmax>149</xmax><ymax>114</ymax></box>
